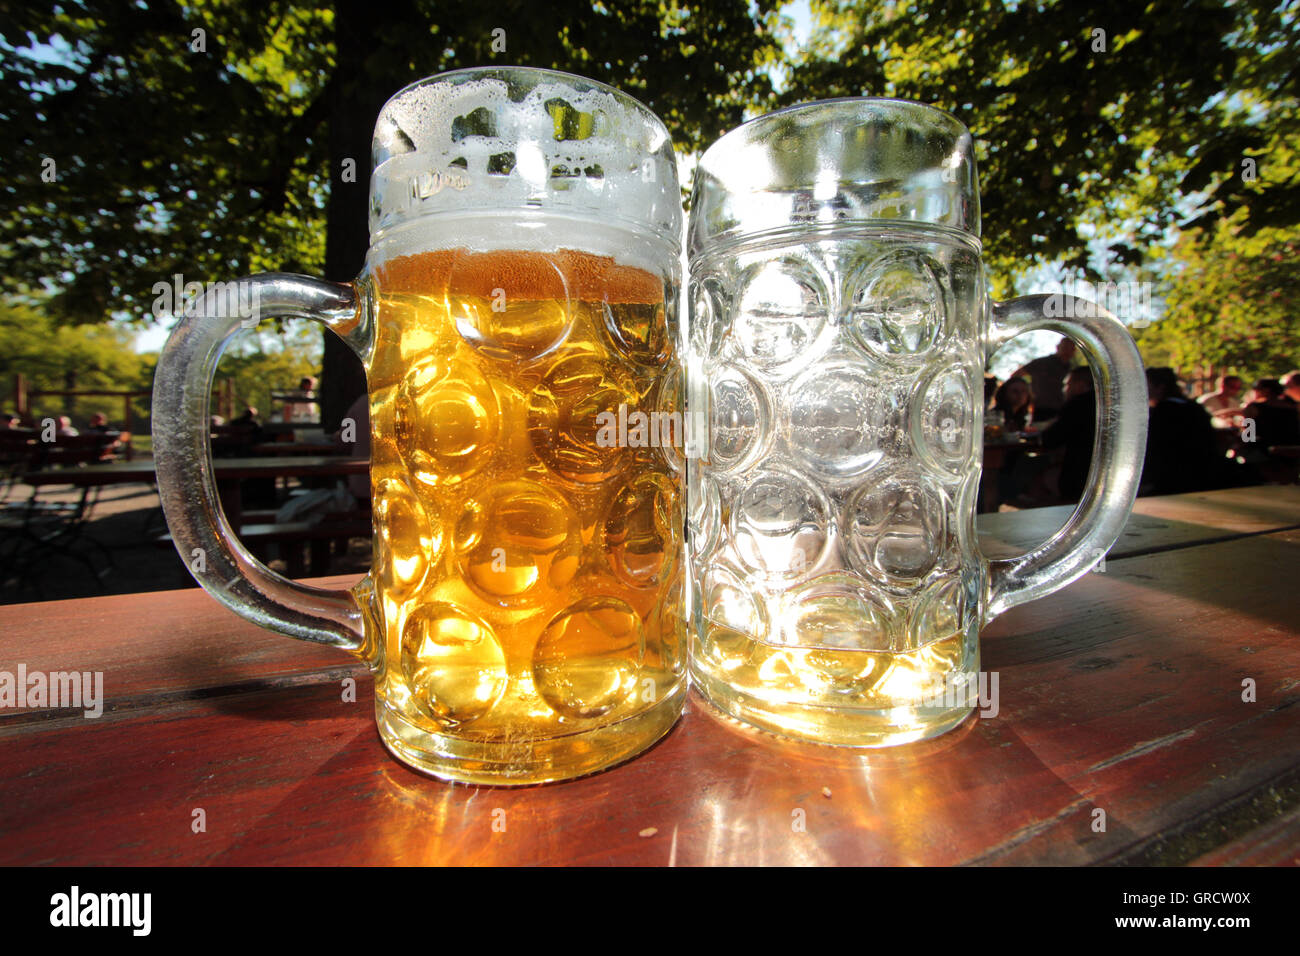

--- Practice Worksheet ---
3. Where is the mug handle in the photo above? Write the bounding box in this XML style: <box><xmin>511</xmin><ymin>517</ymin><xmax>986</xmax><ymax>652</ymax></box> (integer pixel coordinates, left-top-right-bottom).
<box><xmin>981</xmin><ymin>294</ymin><xmax>1148</xmax><ymax>620</ymax></box>
<box><xmin>152</xmin><ymin>273</ymin><xmax>372</xmax><ymax>652</ymax></box>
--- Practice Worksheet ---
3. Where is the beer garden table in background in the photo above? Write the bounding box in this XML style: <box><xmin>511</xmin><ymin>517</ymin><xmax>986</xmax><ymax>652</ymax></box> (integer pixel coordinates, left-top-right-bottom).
<box><xmin>0</xmin><ymin>486</ymin><xmax>1296</xmax><ymax>865</ymax></box>
<box><xmin>23</xmin><ymin>455</ymin><xmax>368</xmax><ymax>529</ymax></box>
<box><xmin>247</xmin><ymin>443</ymin><xmax>346</xmax><ymax>456</ymax></box>
<box><xmin>979</xmin><ymin>434</ymin><xmax>1043</xmax><ymax>513</ymax></box>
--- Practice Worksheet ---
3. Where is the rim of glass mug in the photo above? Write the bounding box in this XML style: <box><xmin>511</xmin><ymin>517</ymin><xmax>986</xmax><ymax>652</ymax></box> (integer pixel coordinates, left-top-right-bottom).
<box><xmin>689</xmin><ymin>96</ymin><xmax>981</xmax><ymax>258</ymax></box>
<box><xmin>370</xmin><ymin>65</ymin><xmax>682</xmax><ymax>250</ymax></box>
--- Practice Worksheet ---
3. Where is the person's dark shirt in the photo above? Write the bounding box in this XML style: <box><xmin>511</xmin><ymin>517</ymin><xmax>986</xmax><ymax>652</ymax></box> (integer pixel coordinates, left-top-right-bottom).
<box><xmin>1240</xmin><ymin>398</ymin><xmax>1300</xmax><ymax>451</ymax></box>
<box><xmin>1141</xmin><ymin>397</ymin><xmax>1219</xmax><ymax>496</ymax></box>
<box><xmin>1041</xmin><ymin>389</ymin><xmax>1096</xmax><ymax>502</ymax></box>
<box><xmin>1014</xmin><ymin>354</ymin><xmax>1071</xmax><ymax>420</ymax></box>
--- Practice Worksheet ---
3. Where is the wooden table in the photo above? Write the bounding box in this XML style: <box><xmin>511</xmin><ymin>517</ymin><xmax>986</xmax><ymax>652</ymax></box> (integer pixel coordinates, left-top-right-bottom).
<box><xmin>23</xmin><ymin>456</ymin><xmax>369</xmax><ymax>488</ymax></box>
<box><xmin>24</xmin><ymin>455</ymin><xmax>368</xmax><ymax>528</ymax></box>
<box><xmin>248</xmin><ymin>442</ymin><xmax>347</xmax><ymax>456</ymax></box>
<box><xmin>1</xmin><ymin>486</ymin><xmax>1296</xmax><ymax>865</ymax></box>
<box><xmin>979</xmin><ymin>436</ymin><xmax>1041</xmax><ymax>512</ymax></box>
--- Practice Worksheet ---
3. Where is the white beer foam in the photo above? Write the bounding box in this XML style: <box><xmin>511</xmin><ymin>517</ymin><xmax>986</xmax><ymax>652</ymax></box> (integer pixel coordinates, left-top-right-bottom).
<box><xmin>367</xmin><ymin>211</ymin><xmax>674</xmax><ymax>277</ymax></box>
<box><xmin>370</xmin><ymin>74</ymin><xmax>677</xmax><ymax>246</ymax></box>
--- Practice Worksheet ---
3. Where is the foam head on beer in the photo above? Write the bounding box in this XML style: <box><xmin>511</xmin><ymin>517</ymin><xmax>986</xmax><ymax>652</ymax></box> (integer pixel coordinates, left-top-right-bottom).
<box><xmin>368</xmin><ymin>67</ymin><xmax>681</xmax><ymax>261</ymax></box>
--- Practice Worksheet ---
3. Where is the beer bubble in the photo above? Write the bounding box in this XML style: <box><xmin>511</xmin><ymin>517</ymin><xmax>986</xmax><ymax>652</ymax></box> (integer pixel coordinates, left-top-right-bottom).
<box><xmin>448</xmin><ymin>252</ymin><xmax>572</xmax><ymax>362</ymax></box>
<box><xmin>786</xmin><ymin>363</ymin><xmax>891</xmax><ymax>479</ymax></box>
<box><xmin>650</xmin><ymin>576</ymin><xmax>686</xmax><ymax>676</ymax></box>
<box><xmin>914</xmin><ymin>364</ymin><xmax>975</xmax><ymax>475</ymax></box>
<box><xmin>603</xmin><ymin>299</ymin><xmax>671</xmax><ymax>366</ymax></box>
<box><xmin>847</xmin><ymin>251</ymin><xmax>947</xmax><ymax>359</ymax></box>
<box><xmin>910</xmin><ymin>577</ymin><xmax>969</xmax><ymax>649</ymax></box>
<box><xmin>708</xmin><ymin>363</ymin><xmax>772</xmax><ymax>474</ymax></box>
<box><xmin>731</xmin><ymin>468</ymin><xmax>830</xmax><ymax>581</ymax></box>
<box><xmin>780</xmin><ymin>574</ymin><xmax>895</xmax><ymax>653</ymax></box>
<box><xmin>734</xmin><ymin>258</ymin><xmax>827</xmax><ymax>370</ymax></box>
<box><xmin>843</xmin><ymin>470</ymin><xmax>946</xmax><ymax>586</ymax></box>
<box><xmin>699</xmin><ymin>564</ymin><xmax>765</xmax><ymax>671</ymax></box>
<box><xmin>603</xmin><ymin>472</ymin><xmax>677</xmax><ymax>588</ymax></box>
<box><xmin>527</xmin><ymin>350</ymin><xmax>635</xmax><ymax>484</ymax></box>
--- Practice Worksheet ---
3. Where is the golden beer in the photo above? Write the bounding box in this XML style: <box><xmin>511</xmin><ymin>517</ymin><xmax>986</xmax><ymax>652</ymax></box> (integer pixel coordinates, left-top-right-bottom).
<box><xmin>362</xmin><ymin>246</ymin><xmax>685</xmax><ymax>783</ymax></box>
<box><xmin>151</xmin><ymin>68</ymin><xmax>688</xmax><ymax>785</ymax></box>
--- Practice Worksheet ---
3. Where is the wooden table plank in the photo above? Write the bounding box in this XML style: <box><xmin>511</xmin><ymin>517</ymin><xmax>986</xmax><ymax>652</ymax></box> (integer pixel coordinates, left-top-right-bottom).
<box><xmin>1190</xmin><ymin>806</ymin><xmax>1300</xmax><ymax>866</ymax></box>
<box><xmin>1</xmin><ymin>524</ymin><xmax>1295</xmax><ymax>865</ymax></box>
<box><xmin>22</xmin><ymin>456</ymin><xmax>368</xmax><ymax>487</ymax></box>
<box><xmin>977</xmin><ymin>485</ymin><xmax>1300</xmax><ymax>560</ymax></box>
<box><xmin>3</xmin><ymin>488</ymin><xmax>1291</xmax><ymax>717</ymax></box>
<box><xmin>0</xmin><ymin>575</ymin><xmax>367</xmax><ymax>717</ymax></box>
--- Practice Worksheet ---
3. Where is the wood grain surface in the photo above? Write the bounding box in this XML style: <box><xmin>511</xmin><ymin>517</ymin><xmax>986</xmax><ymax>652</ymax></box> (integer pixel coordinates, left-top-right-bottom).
<box><xmin>1</xmin><ymin>488</ymin><xmax>1296</xmax><ymax>865</ymax></box>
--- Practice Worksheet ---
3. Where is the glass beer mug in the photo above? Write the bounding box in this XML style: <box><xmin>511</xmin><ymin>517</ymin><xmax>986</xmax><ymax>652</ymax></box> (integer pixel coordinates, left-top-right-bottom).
<box><xmin>153</xmin><ymin>68</ymin><xmax>686</xmax><ymax>784</ymax></box>
<box><xmin>685</xmin><ymin>99</ymin><xmax>1147</xmax><ymax>746</ymax></box>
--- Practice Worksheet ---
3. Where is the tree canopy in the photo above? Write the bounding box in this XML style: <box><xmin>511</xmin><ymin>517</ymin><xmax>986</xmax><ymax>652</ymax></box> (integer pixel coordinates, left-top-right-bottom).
<box><xmin>782</xmin><ymin>0</ymin><xmax>1299</xmax><ymax>293</ymax></box>
<box><xmin>2</xmin><ymin>0</ymin><xmax>783</xmax><ymax>423</ymax></box>
<box><xmin>1</xmin><ymin>0</ymin><xmax>1296</xmax><ymax>401</ymax></box>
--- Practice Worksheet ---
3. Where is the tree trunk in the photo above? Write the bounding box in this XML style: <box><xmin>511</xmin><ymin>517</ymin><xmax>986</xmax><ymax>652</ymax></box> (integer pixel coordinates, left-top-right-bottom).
<box><xmin>318</xmin><ymin>0</ymin><xmax>403</xmax><ymax>432</ymax></box>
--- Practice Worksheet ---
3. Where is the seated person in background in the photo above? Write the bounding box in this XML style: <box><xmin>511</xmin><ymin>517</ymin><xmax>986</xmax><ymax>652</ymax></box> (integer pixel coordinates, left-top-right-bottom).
<box><xmin>1041</xmin><ymin>366</ymin><xmax>1096</xmax><ymax>503</ymax></box>
<box><xmin>85</xmin><ymin>412</ymin><xmax>125</xmax><ymax>456</ymax></box>
<box><xmin>1196</xmin><ymin>374</ymin><xmax>1246</xmax><ymax>430</ymax></box>
<box><xmin>56</xmin><ymin>415</ymin><xmax>79</xmax><ymax>437</ymax></box>
<box><xmin>989</xmin><ymin>376</ymin><xmax>1037</xmax><ymax>504</ymax></box>
<box><xmin>1281</xmin><ymin>370</ymin><xmax>1300</xmax><ymax>411</ymax></box>
<box><xmin>1238</xmin><ymin>378</ymin><xmax>1300</xmax><ymax>453</ymax></box>
<box><xmin>1284</xmin><ymin>371</ymin><xmax>1300</xmax><ymax>441</ymax></box>
<box><xmin>1012</xmin><ymin>337</ymin><xmax>1075</xmax><ymax>422</ymax></box>
<box><xmin>284</xmin><ymin>376</ymin><xmax>318</xmax><ymax>422</ymax></box>
<box><xmin>232</xmin><ymin>405</ymin><xmax>260</xmax><ymax>428</ymax></box>
<box><xmin>0</xmin><ymin>412</ymin><xmax>19</xmax><ymax>430</ymax></box>
<box><xmin>223</xmin><ymin>405</ymin><xmax>264</xmax><ymax>450</ymax></box>
<box><xmin>1140</xmin><ymin>367</ymin><xmax>1221</xmax><ymax>496</ymax></box>
<box><xmin>992</xmin><ymin>376</ymin><xmax>1032</xmax><ymax>433</ymax></box>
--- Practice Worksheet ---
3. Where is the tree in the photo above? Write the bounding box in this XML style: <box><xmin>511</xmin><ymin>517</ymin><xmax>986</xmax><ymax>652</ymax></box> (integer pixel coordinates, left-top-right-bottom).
<box><xmin>1135</xmin><ymin>218</ymin><xmax>1299</xmax><ymax>386</ymax></box>
<box><xmin>782</xmin><ymin>0</ymin><xmax>1299</xmax><ymax>297</ymax></box>
<box><xmin>0</xmin><ymin>299</ymin><xmax>154</xmax><ymax>425</ymax></box>
<box><xmin>1</xmin><ymin>0</ymin><xmax>782</xmax><ymax>427</ymax></box>
<box><xmin>217</xmin><ymin>324</ymin><xmax>324</xmax><ymax>422</ymax></box>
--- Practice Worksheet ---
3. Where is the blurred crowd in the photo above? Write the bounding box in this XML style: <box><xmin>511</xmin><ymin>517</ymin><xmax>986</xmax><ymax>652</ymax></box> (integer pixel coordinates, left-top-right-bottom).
<box><xmin>985</xmin><ymin>337</ymin><xmax>1300</xmax><ymax>507</ymax></box>
<box><xmin>5</xmin><ymin>347</ymin><xmax>1299</xmax><ymax>508</ymax></box>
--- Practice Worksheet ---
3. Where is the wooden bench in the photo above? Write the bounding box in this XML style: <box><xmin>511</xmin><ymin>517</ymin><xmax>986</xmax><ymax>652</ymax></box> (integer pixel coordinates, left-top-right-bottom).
<box><xmin>29</xmin><ymin>431</ymin><xmax>128</xmax><ymax>468</ymax></box>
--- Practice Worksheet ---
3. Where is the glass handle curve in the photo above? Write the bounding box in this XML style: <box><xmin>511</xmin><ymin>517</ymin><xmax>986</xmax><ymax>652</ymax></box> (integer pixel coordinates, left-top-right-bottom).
<box><xmin>152</xmin><ymin>273</ymin><xmax>368</xmax><ymax>652</ymax></box>
<box><xmin>981</xmin><ymin>294</ymin><xmax>1147</xmax><ymax>620</ymax></box>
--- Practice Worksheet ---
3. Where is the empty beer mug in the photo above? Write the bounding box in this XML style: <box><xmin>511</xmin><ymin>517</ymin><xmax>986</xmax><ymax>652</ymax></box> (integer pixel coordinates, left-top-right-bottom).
<box><xmin>685</xmin><ymin>99</ymin><xmax>1147</xmax><ymax>745</ymax></box>
<box><xmin>153</xmin><ymin>68</ymin><xmax>686</xmax><ymax>784</ymax></box>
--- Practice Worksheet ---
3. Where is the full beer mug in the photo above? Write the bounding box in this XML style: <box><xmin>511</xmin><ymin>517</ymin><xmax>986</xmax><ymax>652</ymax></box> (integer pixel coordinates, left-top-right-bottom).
<box><xmin>685</xmin><ymin>99</ymin><xmax>1146</xmax><ymax>745</ymax></box>
<box><xmin>154</xmin><ymin>68</ymin><xmax>686</xmax><ymax>784</ymax></box>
